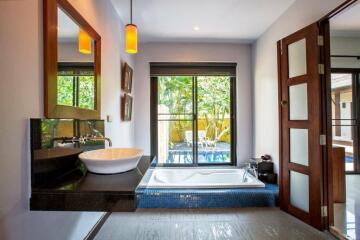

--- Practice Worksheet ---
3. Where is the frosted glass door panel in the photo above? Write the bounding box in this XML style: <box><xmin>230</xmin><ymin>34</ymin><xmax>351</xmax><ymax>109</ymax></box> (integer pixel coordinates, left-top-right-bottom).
<box><xmin>290</xmin><ymin>128</ymin><xmax>309</xmax><ymax>166</ymax></box>
<box><xmin>290</xmin><ymin>171</ymin><xmax>309</xmax><ymax>212</ymax></box>
<box><xmin>288</xmin><ymin>38</ymin><xmax>307</xmax><ymax>78</ymax></box>
<box><xmin>289</xmin><ymin>83</ymin><xmax>308</xmax><ymax>120</ymax></box>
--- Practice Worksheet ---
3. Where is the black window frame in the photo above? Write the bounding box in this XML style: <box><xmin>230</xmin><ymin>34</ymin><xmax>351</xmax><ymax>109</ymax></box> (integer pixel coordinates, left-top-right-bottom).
<box><xmin>150</xmin><ymin>62</ymin><xmax>237</xmax><ymax>167</ymax></box>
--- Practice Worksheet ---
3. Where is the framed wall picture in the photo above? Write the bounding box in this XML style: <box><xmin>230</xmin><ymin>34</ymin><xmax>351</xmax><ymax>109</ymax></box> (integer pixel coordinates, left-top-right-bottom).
<box><xmin>121</xmin><ymin>62</ymin><xmax>133</xmax><ymax>93</ymax></box>
<box><xmin>121</xmin><ymin>94</ymin><xmax>133</xmax><ymax>121</ymax></box>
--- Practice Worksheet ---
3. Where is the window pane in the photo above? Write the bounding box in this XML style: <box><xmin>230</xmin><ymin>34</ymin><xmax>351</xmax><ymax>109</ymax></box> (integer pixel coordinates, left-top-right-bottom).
<box><xmin>79</xmin><ymin>75</ymin><xmax>95</xmax><ymax>110</ymax></box>
<box><xmin>57</xmin><ymin>76</ymin><xmax>74</xmax><ymax>106</ymax></box>
<box><xmin>158</xmin><ymin>76</ymin><xmax>193</xmax><ymax>114</ymax></box>
<box><xmin>290</xmin><ymin>171</ymin><xmax>309</xmax><ymax>212</ymax></box>
<box><xmin>288</xmin><ymin>38</ymin><xmax>307</xmax><ymax>78</ymax></box>
<box><xmin>332</xmin><ymin>123</ymin><xmax>354</xmax><ymax>172</ymax></box>
<box><xmin>331</xmin><ymin>73</ymin><xmax>354</xmax><ymax>172</ymax></box>
<box><xmin>290</xmin><ymin>128</ymin><xmax>309</xmax><ymax>166</ymax></box>
<box><xmin>197</xmin><ymin>76</ymin><xmax>231</xmax><ymax>163</ymax></box>
<box><xmin>157</xmin><ymin>120</ymin><xmax>193</xmax><ymax>164</ymax></box>
<box><xmin>157</xmin><ymin>76</ymin><xmax>193</xmax><ymax>165</ymax></box>
<box><xmin>289</xmin><ymin>83</ymin><xmax>308</xmax><ymax>120</ymax></box>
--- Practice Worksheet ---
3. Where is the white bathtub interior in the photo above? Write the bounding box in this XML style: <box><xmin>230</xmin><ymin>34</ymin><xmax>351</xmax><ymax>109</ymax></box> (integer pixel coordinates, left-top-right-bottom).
<box><xmin>138</xmin><ymin>167</ymin><xmax>265</xmax><ymax>189</ymax></box>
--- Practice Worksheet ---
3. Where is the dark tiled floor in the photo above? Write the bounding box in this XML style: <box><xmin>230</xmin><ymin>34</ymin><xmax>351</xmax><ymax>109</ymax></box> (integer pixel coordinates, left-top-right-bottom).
<box><xmin>94</xmin><ymin>208</ymin><xmax>335</xmax><ymax>240</ymax></box>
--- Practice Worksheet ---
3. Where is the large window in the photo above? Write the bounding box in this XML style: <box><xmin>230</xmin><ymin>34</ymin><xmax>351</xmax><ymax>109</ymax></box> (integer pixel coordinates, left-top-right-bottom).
<box><xmin>150</xmin><ymin>63</ymin><xmax>236</xmax><ymax>166</ymax></box>
<box><xmin>57</xmin><ymin>63</ymin><xmax>95</xmax><ymax>110</ymax></box>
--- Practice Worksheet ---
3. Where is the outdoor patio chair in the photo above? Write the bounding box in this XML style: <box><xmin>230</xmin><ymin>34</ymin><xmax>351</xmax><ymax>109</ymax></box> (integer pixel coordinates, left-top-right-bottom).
<box><xmin>185</xmin><ymin>130</ymin><xmax>208</xmax><ymax>148</ymax></box>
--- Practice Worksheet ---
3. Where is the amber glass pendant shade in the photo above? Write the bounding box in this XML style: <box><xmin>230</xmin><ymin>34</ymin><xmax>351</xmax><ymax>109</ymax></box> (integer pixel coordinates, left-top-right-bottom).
<box><xmin>125</xmin><ymin>24</ymin><xmax>138</xmax><ymax>54</ymax></box>
<box><xmin>78</xmin><ymin>29</ymin><xmax>92</xmax><ymax>54</ymax></box>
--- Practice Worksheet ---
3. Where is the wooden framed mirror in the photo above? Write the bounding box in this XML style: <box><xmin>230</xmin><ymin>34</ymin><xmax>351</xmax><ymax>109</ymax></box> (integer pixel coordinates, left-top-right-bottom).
<box><xmin>44</xmin><ymin>0</ymin><xmax>101</xmax><ymax>119</ymax></box>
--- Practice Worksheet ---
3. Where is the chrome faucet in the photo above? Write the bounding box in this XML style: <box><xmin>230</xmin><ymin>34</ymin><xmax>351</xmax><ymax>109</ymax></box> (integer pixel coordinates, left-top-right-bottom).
<box><xmin>51</xmin><ymin>136</ymin><xmax>81</xmax><ymax>146</ymax></box>
<box><xmin>248</xmin><ymin>164</ymin><xmax>258</xmax><ymax>179</ymax></box>
<box><xmin>52</xmin><ymin>136</ymin><xmax>112</xmax><ymax>147</ymax></box>
<box><xmin>85</xmin><ymin>136</ymin><xmax>112</xmax><ymax>147</ymax></box>
<box><xmin>241</xmin><ymin>162</ymin><xmax>258</xmax><ymax>182</ymax></box>
<box><xmin>87</xmin><ymin>121</ymin><xmax>104</xmax><ymax>138</ymax></box>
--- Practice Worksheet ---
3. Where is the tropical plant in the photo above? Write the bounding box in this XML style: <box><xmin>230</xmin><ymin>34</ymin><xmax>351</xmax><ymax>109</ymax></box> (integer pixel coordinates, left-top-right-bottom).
<box><xmin>158</xmin><ymin>76</ymin><xmax>193</xmax><ymax>142</ymax></box>
<box><xmin>158</xmin><ymin>76</ymin><xmax>231</xmax><ymax>146</ymax></box>
<box><xmin>78</xmin><ymin>76</ymin><xmax>95</xmax><ymax>109</ymax></box>
<box><xmin>197</xmin><ymin>76</ymin><xmax>231</xmax><ymax>142</ymax></box>
<box><xmin>57</xmin><ymin>75</ymin><xmax>95</xmax><ymax>110</ymax></box>
<box><xmin>57</xmin><ymin>76</ymin><xmax>74</xmax><ymax>106</ymax></box>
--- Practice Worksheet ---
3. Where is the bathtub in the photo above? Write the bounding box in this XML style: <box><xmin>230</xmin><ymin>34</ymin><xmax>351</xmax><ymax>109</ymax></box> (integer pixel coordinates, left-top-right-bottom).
<box><xmin>138</xmin><ymin>168</ymin><xmax>265</xmax><ymax>189</ymax></box>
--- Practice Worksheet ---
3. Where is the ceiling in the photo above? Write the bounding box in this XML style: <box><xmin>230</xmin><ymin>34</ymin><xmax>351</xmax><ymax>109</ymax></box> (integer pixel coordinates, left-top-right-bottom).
<box><xmin>331</xmin><ymin>2</ymin><xmax>360</xmax><ymax>37</ymax></box>
<box><xmin>110</xmin><ymin>0</ymin><xmax>295</xmax><ymax>43</ymax></box>
<box><xmin>331</xmin><ymin>73</ymin><xmax>352</xmax><ymax>89</ymax></box>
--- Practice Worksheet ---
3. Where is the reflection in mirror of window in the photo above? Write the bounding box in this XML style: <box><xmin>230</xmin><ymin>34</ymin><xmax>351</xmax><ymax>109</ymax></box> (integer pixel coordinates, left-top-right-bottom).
<box><xmin>57</xmin><ymin>64</ymin><xmax>95</xmax><ymax>110</ymax></box>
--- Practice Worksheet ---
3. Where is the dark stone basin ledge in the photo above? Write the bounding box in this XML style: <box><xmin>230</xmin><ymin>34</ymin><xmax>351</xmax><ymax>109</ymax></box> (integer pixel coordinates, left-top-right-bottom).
<box><xmin>30</xmin><ymin>156</ymin><xmax>152</xmax><ymax>212</ymax></box>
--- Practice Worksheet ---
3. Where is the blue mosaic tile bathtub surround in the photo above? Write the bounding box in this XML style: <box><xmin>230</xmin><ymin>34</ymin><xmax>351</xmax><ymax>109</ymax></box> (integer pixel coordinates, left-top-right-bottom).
<box><xmin>136</xmin><ymin>184</ymin><xmax>278</xmax><ymax>208</ymax></box>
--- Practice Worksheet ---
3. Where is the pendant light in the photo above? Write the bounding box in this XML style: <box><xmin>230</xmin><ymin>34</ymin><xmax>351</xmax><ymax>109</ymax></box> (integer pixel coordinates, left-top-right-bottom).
<box><xmin>125</xmin><ymin>0</ymin><xmax>138</xmax><ymax>54</ymax></box>
<box><xmin>78</xmin><ymin>28</ymin><xmax>92</xmax><ymax>54</ymax></box>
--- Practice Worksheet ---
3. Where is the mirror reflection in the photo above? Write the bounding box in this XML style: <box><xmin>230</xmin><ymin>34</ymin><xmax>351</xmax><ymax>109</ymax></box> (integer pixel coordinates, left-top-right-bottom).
<box><xmin>57</xmin><ymin>7</ymin><xmax>95</xmax><ymax>110</ymax></box>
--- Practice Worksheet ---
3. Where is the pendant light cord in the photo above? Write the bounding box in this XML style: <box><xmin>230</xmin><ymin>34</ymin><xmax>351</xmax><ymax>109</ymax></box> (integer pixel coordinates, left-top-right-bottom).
<box><xmin>130</xmin><ymin>0</ymin><xmax>133</xmax><ymax>24</ymax></box>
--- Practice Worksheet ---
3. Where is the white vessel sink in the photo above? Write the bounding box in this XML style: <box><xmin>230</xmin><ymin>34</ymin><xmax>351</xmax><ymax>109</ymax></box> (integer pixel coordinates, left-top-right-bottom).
<box><xmin>79</xmin><ymin>148</ymin><xmax>143</xmax><ymax>174</ymax></box>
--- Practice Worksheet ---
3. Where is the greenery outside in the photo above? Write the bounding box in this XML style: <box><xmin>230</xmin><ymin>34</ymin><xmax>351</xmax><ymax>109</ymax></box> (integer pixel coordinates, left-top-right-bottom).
<box><xmin>158</xmin><ymin>76</ymin><xmax>231</xmax><ymax>146</ymax></box>
<box><xmin>57</xmin><ymin>70</ymin><xmax>95</xmax><ymax>110</ymax></box>
<box><xmin>78</xmin><ymin>76</ymin><xmax>95</xmax><ymax>109</ymax></box>
<box><xmin>57</xmin><ymin>76</ymin><xmax>74</xmax><ymax>107</ymax></box>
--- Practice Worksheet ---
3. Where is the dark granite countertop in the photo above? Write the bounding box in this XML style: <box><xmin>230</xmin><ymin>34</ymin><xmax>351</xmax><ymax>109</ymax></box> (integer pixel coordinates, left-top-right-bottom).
<box><xmin>30</xmin><ymin>156</ymin><xmax>152</xmax><ymax>212</ymax></box>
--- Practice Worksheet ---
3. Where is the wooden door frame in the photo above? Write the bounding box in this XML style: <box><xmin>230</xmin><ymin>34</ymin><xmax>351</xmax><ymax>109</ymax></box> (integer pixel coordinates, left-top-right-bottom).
<box><xmin>277</xmin><ymin>23</ymin><xmax>324</xmax><ymax>229</ymax></box>
<box><xmin>277</xmin><ymin>0</ymin><xmax>358</xmax><ymax>232</ymax></box>
<box><xmin>277</xmin><ymin>0</ymin><xmax>359</xmax><ymax>234</ymax></box>
<box><xmin>318</xmin><ymin>0</ymin><xmax>358</xmax><ymax>233</ymax></box>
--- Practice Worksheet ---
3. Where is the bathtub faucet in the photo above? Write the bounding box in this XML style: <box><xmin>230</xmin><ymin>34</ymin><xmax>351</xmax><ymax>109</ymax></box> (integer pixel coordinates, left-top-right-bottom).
<box><xmin>247</xmin><ymin>164</ymin><xmax>258</xmax><ymax>179</ymax></box>
<box><xmin>242</xmin><ymin>162</ymin><xmax>258</xmax><ymax>182</ymax></box>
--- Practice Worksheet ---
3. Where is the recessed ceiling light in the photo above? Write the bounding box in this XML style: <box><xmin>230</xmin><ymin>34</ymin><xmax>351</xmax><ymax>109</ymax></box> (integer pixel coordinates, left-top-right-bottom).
<box><xmin>193</xmin><ymin>26</ymin><xmax>200</xmax><ymax>31</ymax></box>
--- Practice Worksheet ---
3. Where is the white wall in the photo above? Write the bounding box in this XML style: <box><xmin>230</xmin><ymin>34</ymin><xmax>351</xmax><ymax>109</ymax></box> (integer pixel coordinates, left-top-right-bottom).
<box><xmin>133</xmin><ymin>43</ymin><xmax>253</xmax><ymax>164</ymax></box>
<box><xmin>0</xmin><ymin>0</ymin><xmax>134</xmax><ymax>239</ymax></box>
<box><xmin>252</xmin><ymin>0</ymin><xmax>346</xmax><ymax>174</ymax></box>
<box><xmin>67</xmin><ymin>0</ymin><xmax>135</xmax><ymax>148</ymax></box>
<box><xmin>331</xmin><ymin>36</ymin><xmax>360</xmax><ymax>68</ymax></box>
<box><xmin>58</xmin><ymin>42</ymin><xmax>94</xmax><ymax>62</ymax></box>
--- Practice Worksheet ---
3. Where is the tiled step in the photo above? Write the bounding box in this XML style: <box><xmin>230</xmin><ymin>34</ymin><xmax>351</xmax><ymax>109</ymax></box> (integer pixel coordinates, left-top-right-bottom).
<box><xmin>136</xmin><ymin>184</ymin><xmax>278</xmax><ymax>208</ymax></box>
